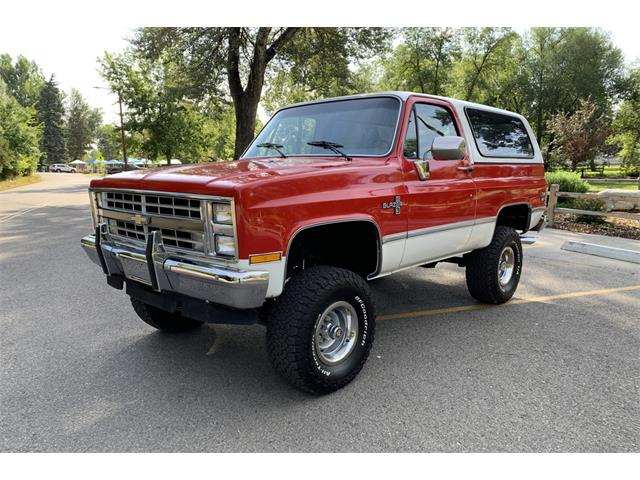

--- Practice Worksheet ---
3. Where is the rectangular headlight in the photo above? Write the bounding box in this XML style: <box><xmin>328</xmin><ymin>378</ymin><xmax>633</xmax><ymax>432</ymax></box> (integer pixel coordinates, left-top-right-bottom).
<box><xmin>213</xmin><ymin>203</ymin><xmax>233</xmax><ymax>224</ymax></box>
<box><xmin>215</xmin><ymin>235</ymin><xmax>236</xmax><ymax>256</ymax></box>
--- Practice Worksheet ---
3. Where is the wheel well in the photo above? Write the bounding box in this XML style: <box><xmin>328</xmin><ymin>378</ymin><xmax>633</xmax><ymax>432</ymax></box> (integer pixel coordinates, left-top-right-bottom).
<box><xmin>286</xmin><ymin>221</ymin><xmax>380</xmax><ymax>279</ymax></box>
<box><xmin>496</xmin><ymin>204</ymin><xmax>530</xmax><ymax>232</ymax></box>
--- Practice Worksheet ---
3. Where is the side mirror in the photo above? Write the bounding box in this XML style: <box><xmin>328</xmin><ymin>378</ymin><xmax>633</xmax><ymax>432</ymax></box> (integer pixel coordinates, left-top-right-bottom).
<box><xmin>432</xmin><ymin>136</ymin><xmax>466</xmax><ymax>161</ymax></box>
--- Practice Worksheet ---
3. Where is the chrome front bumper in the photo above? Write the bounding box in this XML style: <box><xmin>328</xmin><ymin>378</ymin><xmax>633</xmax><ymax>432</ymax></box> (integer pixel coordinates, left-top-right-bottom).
<box><xmin>81</xmin><ymin>228</ymin><xmax>268</xmax><ymax>309</ymax></box>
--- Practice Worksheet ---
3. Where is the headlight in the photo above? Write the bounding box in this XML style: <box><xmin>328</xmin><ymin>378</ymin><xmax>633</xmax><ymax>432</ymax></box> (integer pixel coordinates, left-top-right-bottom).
<box><xmin>215</xmin><ymin>235</ymin><xmax>236</xmax><ymax>256</ymax></box>
<box><xmin>213</xmin><ymin>203</ymin><xmax>233</xmax><ymax>224</ymax></box>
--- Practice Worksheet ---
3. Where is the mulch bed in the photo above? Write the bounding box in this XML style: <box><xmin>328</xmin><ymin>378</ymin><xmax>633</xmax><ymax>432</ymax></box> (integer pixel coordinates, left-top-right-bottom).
<box><xmin>551</xmin><ymin>213</ymin><xmax>640</xmax><ymax>241</ymax></box>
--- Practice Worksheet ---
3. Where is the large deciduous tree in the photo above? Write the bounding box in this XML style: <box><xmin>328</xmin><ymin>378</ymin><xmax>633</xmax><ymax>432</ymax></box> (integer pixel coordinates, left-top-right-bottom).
<box><xmin>133</xmin><ymin>27</ymin><xmax>393</xmax><ymax>158</ymax></box>
<box><xmin>65</xmin><ymin>89</ymin><xmax>102</xmax><ymax>160</ymax></box>
<box><xmin>0</xmin><ymin>78</ymin><xmax>41</xmax><ymax>179</ymax></box>
<box><xmin>608</xmin><ymin>68</ymin><xmax>640</xmax><ymax>175</ymax></box>
<box><xmin>36</xmin><ymin>75</ymin><xmax>66</xmax><ymax>165</ymax></box>
<box><xmin>0</xmin><ymin>54</ymin><xmax>45</xmax><ymax>107</ymax></box>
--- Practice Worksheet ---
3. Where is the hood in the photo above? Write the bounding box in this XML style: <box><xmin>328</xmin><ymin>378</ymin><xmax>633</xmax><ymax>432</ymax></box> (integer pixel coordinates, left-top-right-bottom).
<box><xmin>90</xmin><ymin>157</ymin><xmax>351</xmax><ymax>195</ymax></box>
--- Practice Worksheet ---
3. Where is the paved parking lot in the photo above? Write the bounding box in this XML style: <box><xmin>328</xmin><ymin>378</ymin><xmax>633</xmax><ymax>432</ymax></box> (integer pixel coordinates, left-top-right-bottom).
<box><xmin>1</xmin><ymin>173</ymin><xmax>638</xmax><ymax>452</ymax></box>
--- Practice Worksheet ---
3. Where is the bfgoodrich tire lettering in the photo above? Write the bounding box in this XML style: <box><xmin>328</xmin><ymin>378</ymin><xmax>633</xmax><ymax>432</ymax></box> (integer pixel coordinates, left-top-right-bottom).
<box><xmin>465</xmin><ymin>225</ymin><xmax>523</xmax><ymax>304</ymax></box>
<box><xmin>266</xmin><ymin>266</ymin><xmax>376</xmax><ymax>395</ymax></box>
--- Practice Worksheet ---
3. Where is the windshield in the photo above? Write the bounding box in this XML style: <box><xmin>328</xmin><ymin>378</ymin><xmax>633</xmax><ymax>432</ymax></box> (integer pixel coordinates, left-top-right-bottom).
<box><xmin>243</xmin><ymin>97</ymin><xmax>401</xmax><ymax>158</ymax></box>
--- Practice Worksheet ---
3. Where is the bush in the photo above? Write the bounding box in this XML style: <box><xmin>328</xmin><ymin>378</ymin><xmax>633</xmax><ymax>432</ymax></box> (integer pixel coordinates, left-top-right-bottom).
<box><xmin>545</xmin><ymin>171</ymin><xmax>589</xmax><ymax>193</ymax></box>
<box><xmin>564</xmin><ymin>198</ymin><xmax>607</xmax><ymax>224</ymax></box>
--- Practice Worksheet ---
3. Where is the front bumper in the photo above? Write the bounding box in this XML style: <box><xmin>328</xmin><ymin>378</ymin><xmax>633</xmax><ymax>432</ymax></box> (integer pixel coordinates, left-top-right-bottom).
<box><xmin>81</xmin><ymin>227</ymin><xmax>268</xmax><ymax>309</ymax></box>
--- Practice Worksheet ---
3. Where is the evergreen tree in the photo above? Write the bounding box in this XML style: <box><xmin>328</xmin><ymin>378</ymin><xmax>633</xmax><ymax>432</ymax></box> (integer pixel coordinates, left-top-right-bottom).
<box><xmin>65</xmin><ymin>89</ymin><xmax>102</xmax><ymax>161</ymax></box>
<box><xmin>36</xmin><ymin>75</ymin><xmax>65</xmax><ymax>165</ymax></box>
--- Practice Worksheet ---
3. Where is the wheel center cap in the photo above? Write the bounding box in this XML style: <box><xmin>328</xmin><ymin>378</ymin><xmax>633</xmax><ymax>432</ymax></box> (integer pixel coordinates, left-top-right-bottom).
<box><xmin>329</xmin><ymin>325</ymin><xmax>343</xmax><ymax>339</ymax></box>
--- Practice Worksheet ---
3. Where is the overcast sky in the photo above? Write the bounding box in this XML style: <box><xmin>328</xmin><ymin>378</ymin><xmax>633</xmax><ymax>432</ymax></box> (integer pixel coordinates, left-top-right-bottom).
<box><xmin>1</xmin><ymin>25</ymin><xmax>638</xmax><ymax>124</ymax></box>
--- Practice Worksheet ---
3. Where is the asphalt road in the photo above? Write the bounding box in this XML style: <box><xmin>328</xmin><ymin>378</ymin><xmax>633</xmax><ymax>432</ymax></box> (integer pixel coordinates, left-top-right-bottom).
<box><xmin>1</xmin><ymin>173</ymin><xmax>639</xmax><ymax>452</ymax></box>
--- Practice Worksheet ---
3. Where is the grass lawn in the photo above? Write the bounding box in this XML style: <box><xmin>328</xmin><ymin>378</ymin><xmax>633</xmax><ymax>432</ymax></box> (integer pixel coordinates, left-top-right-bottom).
<box><xmin>0</xmin><ymin>174</ymin><xmax>43</xmax><ymax>192</ymax></box>
<box><xmin>586</xmin><ymin>181</ymin><xmax>639</xmax><ymax>191</ymax></box>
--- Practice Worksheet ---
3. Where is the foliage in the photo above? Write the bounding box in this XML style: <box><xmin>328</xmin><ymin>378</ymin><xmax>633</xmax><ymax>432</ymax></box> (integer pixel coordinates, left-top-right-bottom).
<box><xmin>99</xmin><ymin>51</ymin><xmax>234</xmax><ymax>162</ymax></box>
<box><xmin>133</xmin><ymin>27</ymin><xmax>393</xmax><ymax>158</ymax></box>
<box><xmin>65</xmin><ymin>89</ymin><xmax>102</xmax><ymax>161</ymax></box>
<box><xmin>0</xmin><ymin>78</ymin><xmax>41</xmax><ymax>179</ymax></box>
<box><xmin>36</xmin><ymin>75</ymin><xmax>66</xmax><ymax>165</ymax></box>
<box><xmin>567</xmin><ymin>198</ymin><xmax>607</xmax><ymax>224</ymax></box>
<box><xmin>0</xmin><ymin>54</ymin><xmax>45</xmax><ymax>107</ymax></box>
<box><xmin>96</xmin><ymin>124</ymin><xmax>122</xmax><ymax>160</ymax></box>
<box><xmin>547</xmin><ymin>98</ymin><xmax>610</xmax><ymax>170</ymax></box>
<box><xmin>607</xmin><ymin>68</ymin><xmax>640</xmax><ymax>176</ymax></box>
<box><xmin>544</xmin><ymin>171</ymin><xmax>589</xmax><ymax>193</ymax></box>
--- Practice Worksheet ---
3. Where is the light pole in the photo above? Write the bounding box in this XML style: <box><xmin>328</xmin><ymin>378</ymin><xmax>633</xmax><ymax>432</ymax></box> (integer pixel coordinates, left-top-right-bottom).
<box><xmin>94</xmin><ymin>86</ymin><xmax>128</xmax><ymax>170</ymax></box>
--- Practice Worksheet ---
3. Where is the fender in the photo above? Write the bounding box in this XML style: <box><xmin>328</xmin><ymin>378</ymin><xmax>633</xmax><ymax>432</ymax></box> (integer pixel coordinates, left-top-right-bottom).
<box><xmin>284</xmin><ymin>216</ymin><xmax>383</xmax><ymax>281</ymax></box>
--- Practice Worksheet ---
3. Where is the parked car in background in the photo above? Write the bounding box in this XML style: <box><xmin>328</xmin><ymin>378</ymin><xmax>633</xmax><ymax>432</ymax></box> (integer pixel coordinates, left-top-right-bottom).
<box><xmin>81</xmin><ymin>92</ymin><xmax>547</xmax><ymax>395</ymax></box>
<box><xmin>50</xmin><ymin>163</ymin><xmax>77</xmax><ymax>173</ymax></box>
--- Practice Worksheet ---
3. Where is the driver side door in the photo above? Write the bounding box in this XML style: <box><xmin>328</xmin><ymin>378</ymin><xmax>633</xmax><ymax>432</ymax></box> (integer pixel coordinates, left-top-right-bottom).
<box><xmin>399</xmin><ymin>99</ymin><xmax>477</xmax><ymax>268</ymax></box>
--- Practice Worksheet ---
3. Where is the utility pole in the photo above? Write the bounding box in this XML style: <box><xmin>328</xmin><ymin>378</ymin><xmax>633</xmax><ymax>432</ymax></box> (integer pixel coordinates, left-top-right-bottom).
<box><xmin>117</xmin><ymin>92</ymin><xmax>128</xmax><ymax>170</ymax></box>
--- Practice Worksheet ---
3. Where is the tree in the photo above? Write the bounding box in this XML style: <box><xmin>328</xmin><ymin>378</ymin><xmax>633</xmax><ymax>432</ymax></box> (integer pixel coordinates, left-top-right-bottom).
<box><xmin>133</xmin><ymin>27</ymin><xmax>393</xmax><ymax>158</ymax></box>
<box><xmin>547</xmin><ymin>98</ymin><xmax>610</xmax><ymax>171</ymax></box>
<box><xmin>0</xmin><ymin>54</ymin><xmax>45</xmax><ymax>107</ymax></box>
<box><xmin>608</xmin><ymin>67</ymin><xmax>640</xmax><ymax>175</ymax></box>
<box><xmin>96</xmin><ymin>124</ymin><xmax>122</xmax><ymax>160</ymax></box>
<box><xmin>514</xmin><ymin>28</ymin><xmax>625</xmax><ymax>154</ymax></box>
<box><xmin>0</xmin><ymin>79</ymin><xmax>41</xmax><ymax>179</ymax></box>
<box><xmin>379</xmin><ymin>28</ymin><xmax>460</xmax><ymax>95</ymax></box>
<box><xmin>65</xmin><ymin>89</ymin><xmax>102</xmax><ymax>160</ymax></box>
<box><xmin>99</xmin><ymin>51</ymin><xmax>224</xmax><ymax>162</ymax></box>
<box><xmin>36</xmin><ymin>75</ymin><xmax>65</xmax><ymax>165</ymax></box>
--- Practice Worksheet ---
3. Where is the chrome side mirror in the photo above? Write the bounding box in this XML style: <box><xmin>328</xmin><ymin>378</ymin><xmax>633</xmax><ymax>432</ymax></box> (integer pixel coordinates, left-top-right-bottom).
<box><xmin>413</xmin><ymin>159</ymin><xmax>430</xmax><ymax>180</ymax></box>
<box><xmin>432</xmin><ymin>136</ymin><xmax>466</xmax><ymax>161</ymax></box>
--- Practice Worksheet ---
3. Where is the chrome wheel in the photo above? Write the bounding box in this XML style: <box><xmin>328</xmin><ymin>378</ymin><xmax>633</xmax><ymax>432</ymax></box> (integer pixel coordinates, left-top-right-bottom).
<box><xmin>314</xmin><ymin>301</ymin><xmax>359</xmax><ymax>365</ymax></box>
<box><xmin>498</xmin><ymin>246</ymin><xmax>515</xmax><ymax>286</ymax></box>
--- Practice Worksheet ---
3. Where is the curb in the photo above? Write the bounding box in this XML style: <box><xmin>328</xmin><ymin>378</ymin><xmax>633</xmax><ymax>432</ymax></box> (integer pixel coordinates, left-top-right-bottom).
<box><xmin>561</xmin><ymin>241</ymin><xmax>640</xmax><ymax>264</ymax></box>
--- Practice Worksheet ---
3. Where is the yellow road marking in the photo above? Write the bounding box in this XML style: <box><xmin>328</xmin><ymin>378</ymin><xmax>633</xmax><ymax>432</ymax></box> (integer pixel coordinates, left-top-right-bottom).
<box><xmin>378</xmin><ymin>284</ymin><xmax>640</xmax><ymax>321</ymax></box>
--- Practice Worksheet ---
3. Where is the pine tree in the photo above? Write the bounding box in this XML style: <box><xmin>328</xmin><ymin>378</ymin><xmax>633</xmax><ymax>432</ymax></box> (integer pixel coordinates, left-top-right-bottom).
<box><xmin>36</xmin><ymin>75</ymin><xmax>65</xmax><ymax>165</ymax></box>
<box><xmin>65</xmin><ymin>89</ymin><xmax>102</xmax><ymax>161</ymax></box>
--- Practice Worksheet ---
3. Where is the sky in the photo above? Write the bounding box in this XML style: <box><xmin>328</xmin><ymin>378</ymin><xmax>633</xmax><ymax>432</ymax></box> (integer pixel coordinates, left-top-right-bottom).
<box><xmin>1</xmin><ymin>25</ymin><xmax>638</xmax><ymax>124</ymax></box>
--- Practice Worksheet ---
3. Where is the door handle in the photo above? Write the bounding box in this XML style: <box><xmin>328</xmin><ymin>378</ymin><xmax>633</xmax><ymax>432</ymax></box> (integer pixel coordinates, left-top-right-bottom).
<box><xmin>457</xmin><ymin>165</ymin><xmax>475</xmax><ymax>173</ymax></box>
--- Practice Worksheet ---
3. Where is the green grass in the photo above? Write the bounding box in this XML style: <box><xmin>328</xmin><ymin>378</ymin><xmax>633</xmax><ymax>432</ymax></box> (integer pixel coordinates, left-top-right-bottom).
<box><xmin>586</xmin><ymin>182</ymin><xmax>639</xmax><ymax>191</ymax></box>
<box><xmin>580</xmin><ymin>165</ymin><xmax>638</xmax><ymax>179</ymax></box>
<box><xmin>0</xmin><ymin>174</ymin><xmax>43</xmax><ymax>192</ymax></box>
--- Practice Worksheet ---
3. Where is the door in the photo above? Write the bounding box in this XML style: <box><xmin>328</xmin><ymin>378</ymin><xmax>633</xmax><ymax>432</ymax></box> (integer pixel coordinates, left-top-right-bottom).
<box><xmin>399</xmin><ymin>99</ymin><xmax>477</xmax><ymax>268</ymax></box>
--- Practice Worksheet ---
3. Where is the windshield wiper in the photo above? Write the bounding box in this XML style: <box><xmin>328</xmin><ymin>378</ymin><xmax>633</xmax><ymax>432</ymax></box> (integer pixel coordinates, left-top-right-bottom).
<box><xmin>307</xmin><ymin>140</ymin><xmax>352</xmax><ymax>161</ymax></box>
<box><xmin>257</xmin><ymin>142</ymin><xmax>287</xmax><ymax>158</ymax></box>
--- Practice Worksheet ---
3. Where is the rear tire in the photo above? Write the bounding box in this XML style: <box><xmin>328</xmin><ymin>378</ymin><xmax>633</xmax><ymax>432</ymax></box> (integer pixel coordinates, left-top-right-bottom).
<box><xmin>465</xmin><ymin>225</ymin><xmax>522</xmax><ymax>304</ymax></box>
<box><xmin>130</xmin><ymin>298</ymin><xmax>203</xmax><ymax>333</ymax></box>
<box><xmin>266</xmin><ymin>266</ymin><xmax>376</xmax><ymax>395</ymax></box>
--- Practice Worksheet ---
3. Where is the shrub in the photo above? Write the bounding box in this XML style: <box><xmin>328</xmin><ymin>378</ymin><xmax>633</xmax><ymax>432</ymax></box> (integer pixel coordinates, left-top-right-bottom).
<box><xmin>564</xmin><ymin>198</ymin><xmax>607</xmax><ymax>224</ymax></box>
<box><xmin>545</xmin><ymin>171</ymin><xmax>589</xmax><ymax>193</ymax></box>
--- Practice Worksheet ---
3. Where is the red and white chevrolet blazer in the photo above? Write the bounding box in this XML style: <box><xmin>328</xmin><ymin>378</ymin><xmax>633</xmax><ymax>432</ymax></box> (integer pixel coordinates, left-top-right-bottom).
<box><xmin>81</xmin><ymin>92</ymin><xmax>547</xmax><ymax>394</ymax></box>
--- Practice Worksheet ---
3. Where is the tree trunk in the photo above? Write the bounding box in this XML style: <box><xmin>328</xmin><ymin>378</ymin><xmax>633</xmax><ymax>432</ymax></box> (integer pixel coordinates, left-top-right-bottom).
<box><xmin>227</xmin><ymin>27</ymin><xmax>300</xmax><ymax>159</ymax></box>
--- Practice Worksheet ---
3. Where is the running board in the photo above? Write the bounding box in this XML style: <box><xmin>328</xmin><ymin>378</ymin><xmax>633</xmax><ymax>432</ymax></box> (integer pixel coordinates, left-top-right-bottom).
<box><xmin>520</xmin><ymin>235</ymin><xmax>538</xmax><ymax>245</ymax></box>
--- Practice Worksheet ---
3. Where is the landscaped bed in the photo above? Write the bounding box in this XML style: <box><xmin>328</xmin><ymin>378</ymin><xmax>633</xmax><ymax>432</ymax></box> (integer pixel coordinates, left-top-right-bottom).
<box><xmin>551</xmin><ymin>213</ymin><xmax>640</xmax><ymax>241</ymax></box>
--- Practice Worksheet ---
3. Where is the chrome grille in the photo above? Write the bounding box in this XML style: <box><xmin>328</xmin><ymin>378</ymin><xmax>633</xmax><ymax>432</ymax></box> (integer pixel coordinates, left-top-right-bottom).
<box><xmin>106</xmin><ymin>219</ymin><xmax>205</xmax><ymax>252</ymax></box>
<box><xmin>102</xmin><ymin>191</ymin><xmax>201</xmax><ymax>219</ymax></box>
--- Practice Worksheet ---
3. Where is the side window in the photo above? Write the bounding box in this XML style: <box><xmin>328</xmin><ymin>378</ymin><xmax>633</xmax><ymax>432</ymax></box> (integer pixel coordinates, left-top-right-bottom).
<box><xmin>466</xmin><ymin>108</ymin><xmax>534</xmax><ymax>158</ymax></box>
<box><xmin>403</xmin><ymin>109</ymin><xmax>418</xmax><ymax>159</ymax></box>
<box><xmin>403</xmin><ymin>104</ymin><xmax>457</xmax><ymax>160</ymax></box>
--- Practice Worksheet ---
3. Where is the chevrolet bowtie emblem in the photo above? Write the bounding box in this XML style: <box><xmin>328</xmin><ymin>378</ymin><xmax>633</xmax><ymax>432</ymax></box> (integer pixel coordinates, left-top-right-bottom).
<box><xmin>382</xmin><ymin>195</ymin><xmax>402</xmax><ymax>215</ymax></box>
<box><xmin>130</xmin><ymin>214</ymin><xmax>149</xmax><ymax>226</ymax></box>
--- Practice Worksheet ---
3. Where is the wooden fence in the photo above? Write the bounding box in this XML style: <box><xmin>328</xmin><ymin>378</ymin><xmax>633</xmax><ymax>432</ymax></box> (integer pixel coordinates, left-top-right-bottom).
<box><xmin>546</xmin><ymin>184</ymin><xmax>640</xmax><ymax>226</ymax></box>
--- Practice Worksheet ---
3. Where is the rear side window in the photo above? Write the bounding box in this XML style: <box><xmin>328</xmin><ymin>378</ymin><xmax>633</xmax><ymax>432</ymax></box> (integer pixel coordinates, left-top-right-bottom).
<box><xmin>466</xmin><ymin>108</ymin><xmax>534</xmax><ymax>158</ymax></box>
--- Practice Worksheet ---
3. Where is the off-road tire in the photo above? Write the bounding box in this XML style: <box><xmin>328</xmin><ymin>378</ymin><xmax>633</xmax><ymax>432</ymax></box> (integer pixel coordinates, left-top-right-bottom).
<box><xmin>130</xmin><ymin>298</ymin><xmax>203</xmax><ymax>333</ymax></box>
<box><xmin>465</xmin><ymin>225</ymin><xmax>522</xmax><ymax>304</ymax></box>
<box><xmin>266</xmin><ymin>266</ymin><xmax>376</xmax><ymax>395</ymax></box>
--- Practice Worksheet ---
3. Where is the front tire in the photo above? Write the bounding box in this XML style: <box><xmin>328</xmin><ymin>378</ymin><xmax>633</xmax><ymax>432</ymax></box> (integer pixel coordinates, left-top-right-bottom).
<box><xmin>130</xmin><ymin>298</ymin><xmax>203</xmax><ymax>333</ymax></box>
<box><xmin>465</xmin><ymin>225</ymin><xmax>523</xmax><ymax>304</ymax></box>
<box><xmin>266</xmin><ymin>266</ymin><xmax>376</xmax><ymax>395</ymax></box>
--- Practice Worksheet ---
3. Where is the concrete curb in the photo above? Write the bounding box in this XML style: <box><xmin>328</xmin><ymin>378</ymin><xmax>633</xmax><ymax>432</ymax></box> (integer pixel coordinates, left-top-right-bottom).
<box><xmin>561</xmin><ymin>241</ymin><xmax>640</xmax><ymax>264</ymax></box>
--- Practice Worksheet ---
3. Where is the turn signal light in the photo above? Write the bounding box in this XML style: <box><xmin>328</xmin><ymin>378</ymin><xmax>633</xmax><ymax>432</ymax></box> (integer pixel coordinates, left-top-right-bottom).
<box><xmin>249</xmin><ymin>252</ymin><xmax>282</xmax><ymax>265</ymax></box>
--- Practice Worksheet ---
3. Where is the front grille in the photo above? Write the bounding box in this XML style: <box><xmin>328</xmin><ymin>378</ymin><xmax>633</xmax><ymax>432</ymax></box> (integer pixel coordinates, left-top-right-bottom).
<box><xmin>106</xmin><ymin>219</ymin><xmax>205</xmax><ymax>252</ymax></box>
<box><xmin>102</xmin><ymin>191</ymin><xmax>201</xmax><ymax>219</ymax></box>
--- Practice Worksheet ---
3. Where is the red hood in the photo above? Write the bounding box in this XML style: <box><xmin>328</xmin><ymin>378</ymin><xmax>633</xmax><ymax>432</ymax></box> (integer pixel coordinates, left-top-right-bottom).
<box><xmin>90</xmin><ymin>157</ymin><xmax>351</xmax><ymax>195</ymax></box>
